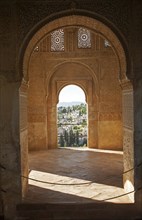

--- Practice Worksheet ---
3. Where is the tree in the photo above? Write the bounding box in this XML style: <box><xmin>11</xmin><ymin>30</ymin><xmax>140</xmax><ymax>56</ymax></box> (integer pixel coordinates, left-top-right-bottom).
<box><xmin>75</xmin><ymin>130</ymin><xmax>79</xmax><ymax>146</ymax></box>
<box><xmin>69</xmin><ymin>129</ymin><xmax>74</xmax><ymax>146</ymax></box>
<box><xmin>64</xmin><ymin>130</ymin><xmax>69</xmax><ymax>146</ymax></box>
<box><xmin>62</xmin><ymin>108</ymin><xmax>67</xmax><ymax>113</ymax></box>
<box><xmin>60</xmin><ymin>134</ymin><xmax>64</xmax><ymax>147</ymax></box>
<box><xmin>79</xmin><ymin>110</ymin><xmax>82</xmax><ymax>116</ymax></box>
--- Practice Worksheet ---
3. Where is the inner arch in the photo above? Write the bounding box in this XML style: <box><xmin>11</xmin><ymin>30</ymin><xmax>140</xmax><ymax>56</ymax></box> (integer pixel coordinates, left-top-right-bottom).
<box><xmin>58</xmin><ymin>84</ymin><xmax>86</xmax><ymax>103</ymax></box>
<box><xmin>57</xmin><ymin>85</ymin><xmax>88</xmax><ymax>148</ymax></box>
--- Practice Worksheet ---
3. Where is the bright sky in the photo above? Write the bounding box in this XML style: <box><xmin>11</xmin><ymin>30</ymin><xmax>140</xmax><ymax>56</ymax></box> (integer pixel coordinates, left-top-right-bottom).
<box><xmin>59</xmin><ymin>85</ymin><xmax>86</xmax><ymax>102</ymax></box>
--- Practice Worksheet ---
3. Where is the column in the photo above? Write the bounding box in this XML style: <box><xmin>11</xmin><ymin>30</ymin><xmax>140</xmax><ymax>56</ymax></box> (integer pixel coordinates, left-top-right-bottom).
<box><xmin>0</xmin><ymin>77</ymin><xmax>22</xmax><ymax>219</ymax></box>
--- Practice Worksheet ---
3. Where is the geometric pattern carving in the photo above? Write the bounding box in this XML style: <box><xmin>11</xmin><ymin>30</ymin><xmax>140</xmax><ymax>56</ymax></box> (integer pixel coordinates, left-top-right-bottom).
<box><xmin>123</xmin><ymin>128</ymin><xmax>134</xmax><ymax>171</ymax></box>
<box><xmin>17</xmin><ymin>1</ymin><xmax>130</xmax><ymax>47</ymax></box>
<box><xmin>99</xmin><ymin>112</ymin><xmax>122</xmax><ymax>121</ymax></box>
<box><xmin>78</xmin><ymin>28</ymin><xmax>91</xmax><ymax>48</ymax></box>
<box><xmin>122</xmin><ymin>90</ymin><xmax>134</xmax><ymax>129</ymax></box>
<box><xmin>51</xmin><ymin>29</ymin><xmax>64</xmax><ymax>51</ymax></box>
<box><xmin>20</xmin><ymin>95</ymin><xmax>27</xmax><ymax>131</ymax></box>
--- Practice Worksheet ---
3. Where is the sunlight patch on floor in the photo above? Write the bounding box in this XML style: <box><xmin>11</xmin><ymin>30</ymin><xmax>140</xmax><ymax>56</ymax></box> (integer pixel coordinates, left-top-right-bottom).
<box><xmin>59</xmin><ymin>147</ymin><xmax>123</xmax><ymax>155</ymax></box>
<box><xmin>29</xmin><ymin>169</ymin><xmax>129</xmax><ymax>203</ymax></box>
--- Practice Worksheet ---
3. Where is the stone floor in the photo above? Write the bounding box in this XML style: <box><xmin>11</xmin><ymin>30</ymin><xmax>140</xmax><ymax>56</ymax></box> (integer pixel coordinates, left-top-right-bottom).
<box><xmin>24</xmin><ymin>147</ymin><xmax>132</xmax><ymax>204</ymax></box>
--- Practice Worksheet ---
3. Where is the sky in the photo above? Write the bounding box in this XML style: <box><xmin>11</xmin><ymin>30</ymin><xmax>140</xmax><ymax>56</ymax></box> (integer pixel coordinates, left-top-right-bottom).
<box><xmin>59</xmin><ymin>85</ymin><xmax>86</xmax><ymax>102</ymax></box>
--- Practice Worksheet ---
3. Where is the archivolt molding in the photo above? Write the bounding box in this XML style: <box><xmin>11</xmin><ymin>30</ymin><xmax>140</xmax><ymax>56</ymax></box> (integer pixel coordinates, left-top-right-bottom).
<box><xmin>23</xmin><ymin>15</ymin><xmax>127</xmax><ymax>83</ymax></box>
<box><xmin>45</xmin><ymin>60</ymin><xmax>99</xmax><ymax>99</ymax></box>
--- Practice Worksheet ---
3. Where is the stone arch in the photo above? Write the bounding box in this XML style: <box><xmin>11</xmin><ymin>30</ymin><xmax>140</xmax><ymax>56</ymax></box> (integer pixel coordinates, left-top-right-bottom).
<box><xmin>20</xmin><ymin>14</ymin><xmax>134</xmax><ymax>202</ymax></box>
<box><xmin>22</xmin><ymin>15</ymin><xmax>128</xmax><ymax>83</ymax></box>
<box><xmin>47</xmin><ymin>61</ymin><xmax>98</xmax><ymax>149</ymax></box>
<box><xmin>45</xmin><ymin>61</ymin><xmax>99</xmax><ymax>101</ymax></box>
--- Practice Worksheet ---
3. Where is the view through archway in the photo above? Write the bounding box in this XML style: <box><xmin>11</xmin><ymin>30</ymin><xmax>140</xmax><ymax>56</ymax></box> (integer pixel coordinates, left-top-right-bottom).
<box><xmin>57</xmin><ymin>85</ymin><xmax>88</xmax><ymax>147</ymax></box>
<box><xmin>21</xmin><ymin>15</ymin><xmax>134</xmax><ymax>207</ymax></box>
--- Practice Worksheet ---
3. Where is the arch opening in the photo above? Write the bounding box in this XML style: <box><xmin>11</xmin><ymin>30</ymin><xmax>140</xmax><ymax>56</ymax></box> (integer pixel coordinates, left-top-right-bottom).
<box><xmin>19</xmin><ymin>15</ymin><xmax>134</xmax><ymax>205</ymax></box>
<box><xmin>57</xmin><ymin>85</ymin><xmax>88</xmax><ymax>148</ymax></box>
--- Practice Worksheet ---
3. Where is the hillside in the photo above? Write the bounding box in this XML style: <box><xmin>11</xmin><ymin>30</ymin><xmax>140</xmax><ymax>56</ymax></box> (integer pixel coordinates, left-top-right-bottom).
<box><xmin>58</xmin><ymin>101</ymin><xmax>85</xmax><ymax>107</ymax></box>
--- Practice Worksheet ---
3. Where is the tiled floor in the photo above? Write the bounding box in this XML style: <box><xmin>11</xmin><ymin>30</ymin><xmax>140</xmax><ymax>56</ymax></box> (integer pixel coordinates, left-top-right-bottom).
<box><xmin>24</xmin><ymin>147</ymin><xmax>132</xmax><ymax>204</ymax></box>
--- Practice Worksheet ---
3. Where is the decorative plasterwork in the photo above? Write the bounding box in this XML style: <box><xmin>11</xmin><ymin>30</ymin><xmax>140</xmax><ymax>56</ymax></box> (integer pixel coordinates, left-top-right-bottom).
<box><xmin>51</xmin><ymin>29</ymin><xmax>65</xmax><ymax>51</ymax></box>
<box><xmin>17</xmin><ymin>1</ymin><xmax>131</xmax><ymax>44</ymax></box>
<box><xmin>23</xmin><ymin>15</ymin><xmax>127</xmax><ymax>83</ymax></box>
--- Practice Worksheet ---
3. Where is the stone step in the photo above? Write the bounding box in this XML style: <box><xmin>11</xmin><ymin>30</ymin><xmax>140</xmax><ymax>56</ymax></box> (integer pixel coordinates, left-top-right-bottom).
<box><xmin>15</xmin><ymin>218</ymin><xmax>30</xmax><ymax>220</ymax></box>
<box><xmin>16</xmin><ymin>203</ymin><xmax>140</xmax><ymax>220</ymax></box>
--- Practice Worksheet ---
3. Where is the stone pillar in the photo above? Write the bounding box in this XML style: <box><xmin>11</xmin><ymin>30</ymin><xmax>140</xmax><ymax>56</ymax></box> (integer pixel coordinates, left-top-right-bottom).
<box><xmin>130</xmin><ymin>1</ymin><xmax>142</xmax><ymax>212</ymax></box>
<box><xmin>47</xmin><ymin>98</ymin><xmax>58</xmax><ymax>149</ymax></box>
<box><xmin>122</xmin><ymin>78</ymin><xmax>142</xmax><ymax>209</ymax></box>
<box><xmin>0</xmin><ymin>167</ymin><xmax>4</xmax><ymax>218</ymax></box>
<box><xmin>133</xmin><ymin>78</ymin><xmax>142</xmax><ymax>213</ymax></box>
<box><xmin>19</xmin><ymin>80</ymin><xmax>28</xmax><ymax>198</ymax></box>
<box><xmin>0</xmin><ymin>77</ymin><xmax>22</xmax><ymax>219</ymax></box>
<box><xmin>87</xmin><ymin>81</ymin><xmax>98</xmax><ymax>148</ymax></box>
<box><xmin>122</xmin><ymin>81</ymin><xmax>134</xmax><ymax>201</ymax></box>
<box><xmin>88</xmin><ymin>108</ymin><xmax>98</xmax><ymax>148</ymax></box>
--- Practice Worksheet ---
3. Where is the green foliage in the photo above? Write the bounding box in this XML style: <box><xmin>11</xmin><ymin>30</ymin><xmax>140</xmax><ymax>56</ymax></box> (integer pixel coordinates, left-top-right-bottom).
<box><xmin>62</xmin><ymin>108</ymin><xmax>67</xmax><ymax>113</ymax></box>
<box><xmin>58</xmin><ymin>103</ymin><xmax>87</xmax><ymax>147</ymax></box>
<box><xmin>59</xmin><ymin>134</ymin><xmax>64</xmax><ymax>147</ymax></box>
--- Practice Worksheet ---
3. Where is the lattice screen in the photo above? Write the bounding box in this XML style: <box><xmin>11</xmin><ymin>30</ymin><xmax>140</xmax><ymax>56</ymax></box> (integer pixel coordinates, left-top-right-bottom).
<box><xmin>51</xmin><ymin>29</ymin><xmax>64</xmax><ymax>51</ymax></box>
<box><xmin>78</xmin><ymin>28</ymin><xmax>91</xmax><ymax>48</ymax></box>
<box><xmin>104</xmin><ymin>39</ymin><xmax>111</xmax><ymax>47</ymax></box>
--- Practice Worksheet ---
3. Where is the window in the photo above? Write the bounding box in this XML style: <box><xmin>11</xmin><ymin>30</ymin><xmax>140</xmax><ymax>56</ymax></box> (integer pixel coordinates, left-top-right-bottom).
<box><xmin>34</xmin><ymin>45</ymin><xmax>39</xmax><ymax>52</ymax></box>
<box><xmin>78</xmin><ymin>28</ymin><xmax>91</xmax><ymax>48</ymax></box>
<box><xmin>51</xmin><ymin>29</ymin><xmax>64</xmax><ymax>51</ymax></box>
<box><xmin>104</xmin><ymin>39</ymin><xmax>111</xmax><ymax>47</ymax></box>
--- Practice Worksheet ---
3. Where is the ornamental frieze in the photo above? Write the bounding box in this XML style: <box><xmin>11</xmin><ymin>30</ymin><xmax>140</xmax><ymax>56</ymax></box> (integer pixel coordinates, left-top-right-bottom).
<box><xmin>16</xmin><ymin>0</ymin><xmax>131</xmax><ymax>45</ymax></box>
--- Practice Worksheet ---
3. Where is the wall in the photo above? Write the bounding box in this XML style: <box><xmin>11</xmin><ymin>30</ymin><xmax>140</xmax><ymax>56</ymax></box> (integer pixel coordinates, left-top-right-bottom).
<box><xmin>19</xmin><ymin>80</ymin><xmax>28</xmax><ymax>197</ymax></box>
<box><xmin>28</xmin><ymin>29</ymin><xmax>122</xmax><ymax>150</ymax></box>
<box><xmin>48</xmin><ymin>62</ymin><xmax>96</xmax><ymax>149</ymax></box>
<box><xmin>28</xmin><ymin>53</ymin><xmax>47</xmax><ymax>150</ymax></box>
<box><xmin>131</xmin><ymin>2</ymin><xmax>142</xmax><ymax>210</ymax></box>
<box><xmin>122</xmin><ymin>82</ymin><xmax>134</xmax><ymax>201</ymax></box>
<box><xmin>99</xmin><ymin>55</ymin><xmax>122</xmax><ymax>150</ymax></box>
<box><xmin>0</xmin><ymin>1</ymin><xmax>142</xmax><ymax>218</ymax></box>
<box><xmin>0</xmin><ymin>77</ymin><xmax>22</xmax><ymax>219</ymax></box>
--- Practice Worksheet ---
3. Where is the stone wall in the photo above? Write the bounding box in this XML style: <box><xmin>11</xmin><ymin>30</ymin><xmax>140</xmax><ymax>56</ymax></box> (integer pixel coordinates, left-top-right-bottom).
<box><xmin>130</xmin><ymin>1</ymin><xmax>142</xmax><ymax>209</ymax></box>
<box><xmin>28</xmin><ymin>54</ymin><xmax>47</xmax><ymax>150</ymax></box>
<box><xmin>0</xmin><ymin>77</ymin><xmax>21</xmax><ymax>219</ymax></box>
<box><xmin>122</xmin><ymin>85</ymin><xmax>134</xmax><ymax>201</ymax></box>
<box><xmin>19</xmin><ymin>80</ymin><xmax>28</xmax><ymax>197</ymax></box>
<box><xmin>28</xmin><ymin>30</ymin><xmax>122</xmax><ymax>150</ymax></box>
<box><xmin>98</xmin><ymin>53</ymin><xmax>122</xmax><ymax>150</ymax></box>
<box><xmin>134</xmin><ymin>78</ymin><xmax>142</xmax><ymax>210</ymax></box>
<box><xmin>0</xmin><ymin>0</ymin><xmax>142</xmax><ymax>218</ymax></box>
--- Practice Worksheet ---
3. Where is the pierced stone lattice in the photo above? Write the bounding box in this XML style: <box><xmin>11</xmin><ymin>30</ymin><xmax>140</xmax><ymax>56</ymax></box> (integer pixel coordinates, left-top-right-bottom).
<box><xmin>104</xmin><ymin>39</ymin><xmax>111</xmax><ymax>47</ymax></box>
<box><xmin>51</xmin><ymin>29</ymin><xmax>64</xmax><ymax>51</ymax></box>
<box><xmin>78</xmin><ymin>28</ymin><xmax>91</xmax><ymax>48</ymax></box>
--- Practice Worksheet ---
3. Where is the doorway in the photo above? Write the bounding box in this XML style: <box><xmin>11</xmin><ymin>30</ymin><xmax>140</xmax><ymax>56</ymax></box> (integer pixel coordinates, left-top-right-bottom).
<box><xmin>21</xmin><ymin>15</ymin><xmax>134</xmax><ymax>203</ymax></box>
<box><xmin>57</xmin><ymin>84</ymin><xmax>88</xmax><ymax>148</ymax></box>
